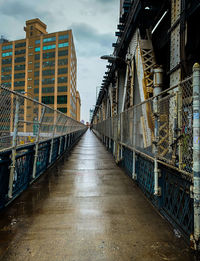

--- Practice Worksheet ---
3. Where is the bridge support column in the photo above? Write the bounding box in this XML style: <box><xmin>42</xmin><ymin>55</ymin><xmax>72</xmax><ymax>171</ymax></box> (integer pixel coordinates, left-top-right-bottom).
<box><xmin>8</xmin><ymin>96</ymin><xmax>20</xmax><ymax>199</ymax></box>
<box><xmin>192</xmin><ymin>63</ymin><xmax>200</xmax><ymax>250</ymax></box>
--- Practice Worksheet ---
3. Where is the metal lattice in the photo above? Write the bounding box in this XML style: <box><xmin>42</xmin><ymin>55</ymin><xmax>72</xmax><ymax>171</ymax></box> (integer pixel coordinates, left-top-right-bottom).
<box><xmin>0</xmin><ymin>86</ymin><xmax>85</xmax><ymax>152</ymax></box>
<box><xmin>93</xmin><ymin>77</ymin><xmax>193</xmax><ymax>176</ymax></box>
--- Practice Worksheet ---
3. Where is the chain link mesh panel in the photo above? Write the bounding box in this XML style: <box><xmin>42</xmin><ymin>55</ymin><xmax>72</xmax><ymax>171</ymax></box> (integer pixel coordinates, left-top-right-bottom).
<box><xmin>0</xmin><ymin>86</ymin><xmax>85</xmax><ymax>152</ymax></box>
<box><xmin>93</xmin><ymin>77</ymin><xmax>193</xmax><ymax>176</ymax></box>
<box><xmin>0</xmin><ymin>88</ymin><xmax>16</xmax><ymax>150</ymax></box>
<box><xmin>180</xmin><ymin>77</ymin><xmax>193</xmax><ymax>173</ymax></box>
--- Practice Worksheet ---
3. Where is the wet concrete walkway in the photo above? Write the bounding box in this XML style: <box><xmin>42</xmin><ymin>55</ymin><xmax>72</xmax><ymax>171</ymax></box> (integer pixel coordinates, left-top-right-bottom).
<box><xmin>0</xmin><ymin>130</ymin><xmax>195</xmax><ymax>260</ymax></box>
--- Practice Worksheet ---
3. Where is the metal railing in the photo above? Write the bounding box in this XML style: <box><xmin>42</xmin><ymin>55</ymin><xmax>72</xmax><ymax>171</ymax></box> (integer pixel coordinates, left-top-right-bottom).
<box><xmin>93</xmin><ymin>75</ymin><xmax>195</xmax><ymax>244</ymax></box>
<box><xmin>0</xmin><ymin>85</ymin><xmax>86</xmax><ymax>208</ymax></box>
<box><xmin>93</xmin><ymin>76</ymin><xmax>193</xmax><ymax>176</ymax></box>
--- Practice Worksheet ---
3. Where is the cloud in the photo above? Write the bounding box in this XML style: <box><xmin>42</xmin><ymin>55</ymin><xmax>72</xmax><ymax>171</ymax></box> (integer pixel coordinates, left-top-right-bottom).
<box><xmin>0</xmin><ymin>0</ymin><xmax>119</xmax><ymax>121</ymax></box>
<box><xmin>0</xmin><ymin>0</ymin><xmax>53</xmax><ymax>21</ymax></box>
<box><xmin>71</xmin><ymin>23</ymin><xmax>115</xmax><ymax>57</ymax></box>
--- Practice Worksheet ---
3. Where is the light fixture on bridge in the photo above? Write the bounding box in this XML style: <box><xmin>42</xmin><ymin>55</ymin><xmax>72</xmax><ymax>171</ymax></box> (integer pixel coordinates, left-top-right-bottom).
<box><xmin>100</xmin><ymin>55</ymin><xmax>120</xmax><ymax>62</ymax></box>
<box><xmin>100</xmin><ymin>54</ymin><xmax>126</xmax><ymax>64</ymax></box>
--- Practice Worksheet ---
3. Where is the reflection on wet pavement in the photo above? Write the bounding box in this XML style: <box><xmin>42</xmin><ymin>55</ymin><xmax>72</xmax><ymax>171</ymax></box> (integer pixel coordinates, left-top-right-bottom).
<box><xmin>0</xmin><ymin>130</ymin><xmax>197</xmax><ymax>260</ymax></box>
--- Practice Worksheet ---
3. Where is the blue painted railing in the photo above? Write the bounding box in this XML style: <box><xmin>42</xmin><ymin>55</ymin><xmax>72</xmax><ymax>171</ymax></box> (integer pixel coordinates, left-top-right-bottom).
<box><xmin>0</xmin><ymin>129</ymin><xmax>86</xmax><ymax>209</ymax></box>
<box><xmin>98</xmin><ymin>134</ymin><xmax>193</xmax><ymax>241</ymax></box>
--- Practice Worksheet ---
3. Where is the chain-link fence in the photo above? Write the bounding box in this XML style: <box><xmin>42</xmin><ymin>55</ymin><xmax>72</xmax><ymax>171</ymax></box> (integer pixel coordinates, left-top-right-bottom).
<box><xmin>93</xmin><ymin>77</ymin><xmax>193</xmax><ymax>175</ymax></box>
<box><xmin>0</xmin><ymin>85</ymin><xmax>85</xmax><ymax>152</ymax></box>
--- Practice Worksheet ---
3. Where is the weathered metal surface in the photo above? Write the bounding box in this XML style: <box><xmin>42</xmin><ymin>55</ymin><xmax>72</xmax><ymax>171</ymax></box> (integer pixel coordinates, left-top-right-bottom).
<box><xmin>0</xmin><ymin>131</ymin><xmax>195</xmax><ymax>260</ymax></box>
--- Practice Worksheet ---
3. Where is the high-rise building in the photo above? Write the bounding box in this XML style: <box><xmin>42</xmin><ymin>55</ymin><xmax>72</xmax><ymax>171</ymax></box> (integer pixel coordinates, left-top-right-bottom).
<box><xmin>0</xmin><ymin>18</ymin><xmax>80</xmax><ymax>120</ymax></box>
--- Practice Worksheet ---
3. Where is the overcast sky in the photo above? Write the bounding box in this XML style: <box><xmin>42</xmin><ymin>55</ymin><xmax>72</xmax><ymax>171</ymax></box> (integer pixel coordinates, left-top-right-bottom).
<box><xmin>0</xmin><ymin>0</ymin><xmax>119</xmax><ymax>122</ymax></box>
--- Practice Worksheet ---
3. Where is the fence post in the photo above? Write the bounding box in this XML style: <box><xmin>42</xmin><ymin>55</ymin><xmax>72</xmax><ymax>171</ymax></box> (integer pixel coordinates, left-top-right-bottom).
<box><xmin>32</xmin><ymin>107</ymin><xmax>46</xmax><ymax>179</ymax></box>
<box><xmin>58</xmin><ymin>118</ymin><xmax>68</xmax><ymax>155</ymax></box>
<box><xmin>192</xmin><ymin>63</ymin><xmax>200</xmax><ymax>250</ymax></box>
<box><xmin>49</xmin><ymin>114</ymin><xmax>61</xmax><ymax>164</ymax></box>
<box><xmin>153</xmin><ymin>68</ymin><xmax>163</xmax><ymax>196</ymax></box>
<box><xmin>132</xmin><ymin>107</ymin><xmax>137</xmax><ymax>180</ymax></box>
<box><xmin>153</xmin><ymin>96</ymin><xmax>160</xmax><ymax>195</ymax></box>
<box><xmin>116</xmin><ymin>114</ymin><xmax>121</xmax><ymax>163</ymax></box>
<box><xmin>8</xmin><ymin>96</ymin><xmax>20</xmax><ymax>199</ymax></box>
<box><xmin>178</xmin><ymin>85</ymin><xmax>183</xmax><ymax>170</ymax></box>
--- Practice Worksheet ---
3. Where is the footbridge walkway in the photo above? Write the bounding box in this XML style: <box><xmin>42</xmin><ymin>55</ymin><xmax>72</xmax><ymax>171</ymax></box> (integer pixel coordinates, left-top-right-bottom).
<box><xmin>0</xmin><ymin>131</ymin><xmax>194</xmax><ymax>261</ymax></box>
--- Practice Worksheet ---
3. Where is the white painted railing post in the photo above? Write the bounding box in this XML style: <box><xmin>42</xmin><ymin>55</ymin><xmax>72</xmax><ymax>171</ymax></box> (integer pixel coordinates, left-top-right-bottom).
<box><xmin>8</xmin><ymin>96</ymin><xmax>20</xmax><ymax>199</ymax></box>
<box><xmin>49</xmin><ymin>114</ymin><xmax>61</xmax><ymax>164</ymax></box>
<box><xmin>32</xmin><ymin>107</ymin><xmax>46</xmax><ymax>179</ymax></box>
<box><xmin>132</xmin><ymin>107</ymin><xmax>137</xmax><ymax>180</ymax></box>
<box><xmin>153</xmin><ymin>67</ymin><xmax>163</xmax><ymax>196</ymax></box>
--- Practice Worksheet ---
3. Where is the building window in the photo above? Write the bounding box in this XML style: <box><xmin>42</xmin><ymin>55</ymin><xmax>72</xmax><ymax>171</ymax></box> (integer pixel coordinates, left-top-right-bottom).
<box><xmin>3</xmin><ymin>82</ymin><xmax>11</xmax><ymax>88</ymax></box>
<box><xmin>28</xmin><ymin>78</ymin><xmax>32</xmax><ymax>81</ymax></box>
<box><xmin>15</xmin><ymin>49</ymin><xmax>26</xmax><ymax>55</ymax></box>
<box><xmin>58</xmin><ymin>68</ymin><xmax>68</xmax><ymax>74</ymax></box>
<box><xmin>43</xmin><ymin>37</ymin><xmax>56</xmax><ymax>43</ymax></box>
<box><xmin>42</xmin><ymin>78</ymin><xmax>55</xmax><ymax>85</ymax></box>
<box><xmin>43</xmin><ymin>60</ymin><xmax>55</xmax><ymax>68</ymax></box>
<box><xmin>14</xmin><ymin>73</ymin><xmax>25</xmax><ymax>79</ymax></box>
<box><xmin>42</xmin><ymin>87</ymin><xmax>54</xmax><ymax>93</ymax></box>
<box><xmin>34</xmin><ymin>79</ymin><xmax>39</xmax><ymax>85</ymax></box>
<box><xmin>2</xmin><ymin>58</ymin><xmax>12</xmax><ymax>64</ymax></box>
<box><xmin>35</xmin><ymin>54</ymin><xmax>40</xmax><ymax>60</ymax></box>
<box><xmin>2</xmin><ymin>52</ymin><xmax>12</xmax><ymax>57</ymax></box>
<box><xmin>2</xmin><ymin>74</ymin><xmax>12</xmax><ymax>80</ymax></box>
<box><xmin>58</xmin><ymin>86</ymin><xmax>67</xmax><ymax>92</ymax></box>
<box><xmin>35</xmin><ymin>47</ymin><xmax>40</xmax><ymax>52</ymax></box>
<box><xmin>58</xmin><ymin>50</ymin><xmax>68</xmax><ymax>57</ymax></box>
<box><xmin>59</xmin><ymin>34</ymin><xmax>69</xmax><ymax>40</ymax></box>
<box><xmin>15</xmin><ymin>56</ymin><xmax>26</xmax><ymax>63</ymax></box>
<box><xmin>58</xmin><ymin>58</ymin><xmax>68</xmax><ymax>65</ymax></box>
<box><xmin>1</xmin><ymin>66</ymin><xmax>12</xmax><ymax>73</ymax></box>
<box><xmin>14</xmin><ymin>81</ymin><xmax>25</xmax><ymax>87</ymax></box>
<box><xmin>42</xmin><ymin>69</ymin><xmax>55</xmax><ymax>76</ymax></box>
<box><xmin>2</xmin><ymin>44</ymin><xmax>13</xmax><ymax>50</ymax></box>
<box><xmin>57</xmin><ymin>95</ymin><xmax>67</xmax><ymax>104</ymax></box>
<box><xmin>34</xmin><ymin>71</ymin><xmax>39</xmax><ymax>77</ymax></box>
<box><xmin>15</xmin><ymin>42</ymin><xmax>26</xmax><ymax>48</ymax></box>
<box><xmin>15</xmin><ymin>64</ymin><xmax>25</xmax><ymax>71</ymax></box>
<box><xmin>58</xmin><ymin>42</ymin><xmax>69</xmax><ymax>48</ymax></box>
<box><xmin>43</xmin><ymin>52</ymin><xmax>55</xmax><ymax>59</ymax></box>
<box><xmin>34</xmin><ymin>88</ymin><xmax>39</xmax><ymax>94</ymax></box>
<box><xmin>15</xmin><ymin>89</ymin><xmax>25</xmax><ymax>93</ymax></box>
<box><xmin>43</xmin><ymin>44</ymin><xmax>56</xmax><ymax>51</ymax></box>
<box><xmin>35</xmin><ymin>40</ymin><xmax>40</xmax><ymax>45</ymax></box>
<box><xmin>34</xmin><ymin>63</ymin><xmax>40</xmax><ymax>68</ymax></box>
<box><xmin>42</xmin><ymin>96</ymin><xmax>54</xmax><ymax>104</ymax></box>
<box><xmin>58</xmin><ymin>108</ymin><xmax>67</xmax><ymax>113</ymax></box>
<box><xmin>58</xmin><ymin>76</ymin><xmax>67</xmax><ymax>83</ymax></box>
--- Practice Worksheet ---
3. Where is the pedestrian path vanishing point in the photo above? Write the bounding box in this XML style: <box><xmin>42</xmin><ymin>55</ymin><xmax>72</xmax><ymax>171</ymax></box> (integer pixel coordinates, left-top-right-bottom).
<box><xmin>0</xmin><ymin>130</ymin><xmax>194</xmax><ymax>261</ymax></box>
